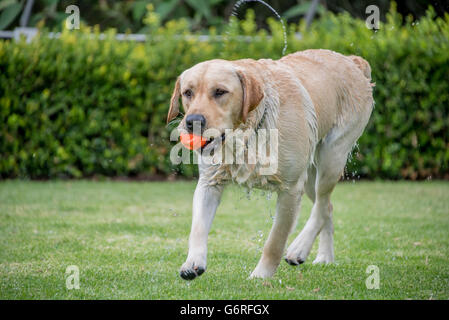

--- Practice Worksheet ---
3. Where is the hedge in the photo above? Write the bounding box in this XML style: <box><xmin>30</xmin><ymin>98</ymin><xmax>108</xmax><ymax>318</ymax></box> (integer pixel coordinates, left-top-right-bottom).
<box><xmin>0</xmin><ymin>4</ymin><xmax>448</xmax><ymax>179</ymax></box>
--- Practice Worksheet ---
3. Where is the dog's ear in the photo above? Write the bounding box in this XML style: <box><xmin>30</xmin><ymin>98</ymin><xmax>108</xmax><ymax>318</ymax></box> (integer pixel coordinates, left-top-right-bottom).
<box><xmin>237</xmin><ymin>69</ymin><xmax>264</xmax><ymax>123</ymax></box>
<box><xmin>167</xmin><ymin>77</ymin><xmax>181</xmax><ymax>124</ymax></box>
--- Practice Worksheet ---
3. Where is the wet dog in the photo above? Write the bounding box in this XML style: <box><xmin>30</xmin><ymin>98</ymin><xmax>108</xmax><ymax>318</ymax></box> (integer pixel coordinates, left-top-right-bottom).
<box><xmin>167</xmin><ymin>49</ymin><xmax>374</xmax><ymax>279</ymax></box>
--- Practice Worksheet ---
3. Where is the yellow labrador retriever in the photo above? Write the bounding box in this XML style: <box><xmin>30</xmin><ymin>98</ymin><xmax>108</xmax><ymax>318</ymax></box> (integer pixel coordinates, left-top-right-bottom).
<box><xmin>167</xmin><ymin>49</ymin><xmax>374</xmax><ymax>279</ymax></box>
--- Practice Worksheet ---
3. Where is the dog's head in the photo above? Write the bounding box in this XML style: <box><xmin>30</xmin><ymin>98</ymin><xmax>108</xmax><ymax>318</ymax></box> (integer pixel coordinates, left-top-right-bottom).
<box><xmin>167</xmin><ymin>59</ymin><xmax>264</xmax><ymax>147</ymax></box>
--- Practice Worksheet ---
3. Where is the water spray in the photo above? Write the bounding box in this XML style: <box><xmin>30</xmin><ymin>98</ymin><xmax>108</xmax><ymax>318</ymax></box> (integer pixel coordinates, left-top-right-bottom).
<box><xmin>229</xmin><ymin>0</ymin><xmax>288</xmax><ymax>56</ymax></box>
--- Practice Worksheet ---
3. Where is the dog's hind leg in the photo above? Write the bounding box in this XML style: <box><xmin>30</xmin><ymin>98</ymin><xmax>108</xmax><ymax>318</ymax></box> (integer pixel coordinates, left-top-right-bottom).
<box><xmin>286</xmin><ymin>122</ymin><xmax>365</xmax><ymax>265</ymax></box>
<box><xmin>250</xmin><ymin>176</ymin><xmax>306</xmax><ymax>278</ymax></box>
<box><xmin>304</xmin><ymin>165</ymin><xmax>317</xmax><ymax>203</ymax></box>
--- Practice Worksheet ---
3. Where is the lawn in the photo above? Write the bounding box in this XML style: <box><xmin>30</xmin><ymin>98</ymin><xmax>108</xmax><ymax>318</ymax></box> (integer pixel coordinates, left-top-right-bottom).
<box><xmin>0</xmin><ymin>180</ymin><xmax>448</xmax><ymax>299</ymax></box>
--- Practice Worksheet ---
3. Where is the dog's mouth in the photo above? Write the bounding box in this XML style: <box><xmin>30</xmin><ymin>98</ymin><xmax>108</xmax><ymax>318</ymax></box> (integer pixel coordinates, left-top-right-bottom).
<box><xmin>178</xmin><ymin>124</ymin><xmax>227</xmax><ymax>152</ymax></box>
<box><xmin>201</xmin><ymin>132</ymin><xmax>226</xmax><ymax>151</ymax></box>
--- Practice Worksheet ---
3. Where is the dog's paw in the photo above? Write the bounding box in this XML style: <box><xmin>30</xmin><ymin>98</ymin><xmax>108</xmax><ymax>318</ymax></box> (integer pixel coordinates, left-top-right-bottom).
<box><xmin>284</xmin><ymin>257</ymin><xmax>305</xmax><ymax>266</ymax></box>
<box><xmin>249</xmin><ymin>263</ymin><xmax>276</xmax><ymax>279</ymax></box>
<box><xmin>312</xmin><ymin>253</ymin><xmax>334</xmax><ymax>265</ymax></box>
<box><xmin>249</xmin><ymin>269</ymin><xmax>274</xmax><ymax>279</ymax></box>
<box><xmin>284</xmin><ymin>244</ymin><xmax>309</xmax><ymax>266</ymax></box>
<box><xmin>179</xmin><ymin>261</ymin><xmax>206</xmax><ymax>280</ymax></box>
<box><xmin>285</xmin><ymin>235</ymin><xmax>314</xmax><ymax>266</ymax></box>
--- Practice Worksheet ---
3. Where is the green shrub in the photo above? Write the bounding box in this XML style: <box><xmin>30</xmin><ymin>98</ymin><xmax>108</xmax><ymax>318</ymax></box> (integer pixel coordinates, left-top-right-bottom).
<box><xmin>0</xmin><ymin>5</ymin><xmax>448</xmax><ymax>179</ymax></box>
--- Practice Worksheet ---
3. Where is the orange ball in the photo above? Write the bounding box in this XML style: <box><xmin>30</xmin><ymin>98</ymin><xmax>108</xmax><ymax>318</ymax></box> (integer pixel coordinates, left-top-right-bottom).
<box><xmin>180</xmin><ymin>133</ymin><xmax>207</xmax><ymax>150</ymax></box>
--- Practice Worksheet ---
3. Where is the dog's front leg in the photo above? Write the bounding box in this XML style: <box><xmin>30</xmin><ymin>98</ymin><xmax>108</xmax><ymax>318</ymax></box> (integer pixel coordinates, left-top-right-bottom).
<box><xmin>180</xmin><ymin>177</ymin><xmax>224</xmax><ymax>280</ymax></box>
<box><xmin>250</xmin><ymin>188</ymin><xmax>303</xmax><ymax>279</ymax></box>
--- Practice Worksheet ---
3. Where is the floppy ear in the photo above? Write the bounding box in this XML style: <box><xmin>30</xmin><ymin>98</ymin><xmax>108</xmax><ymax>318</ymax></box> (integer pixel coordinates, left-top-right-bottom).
<box><xmin>167</xmin><ymin>77</ymin><xmax>181</xmax><ymax>124</ymax></box>
<box><xmin>236</xmin><ymin>70</ymin><xmax>264</xmax><ymax>123</ymax></box>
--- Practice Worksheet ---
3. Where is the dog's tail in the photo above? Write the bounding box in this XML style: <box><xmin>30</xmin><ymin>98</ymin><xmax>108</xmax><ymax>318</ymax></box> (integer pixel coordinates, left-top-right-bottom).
<box><xmin>348</xmin><ymin>55</ymin><xmax>374</xmax><ymax>85</ymax></box>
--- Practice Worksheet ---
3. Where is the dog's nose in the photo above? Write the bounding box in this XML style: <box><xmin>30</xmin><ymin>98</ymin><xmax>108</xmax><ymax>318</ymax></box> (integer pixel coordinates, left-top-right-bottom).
<box><xmin>185</xmin><ymin>114</ymin><xmax>206</xmax><ymax>133</ymax></box>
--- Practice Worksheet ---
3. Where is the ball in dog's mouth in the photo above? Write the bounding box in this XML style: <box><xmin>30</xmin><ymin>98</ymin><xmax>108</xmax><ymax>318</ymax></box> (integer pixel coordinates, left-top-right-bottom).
<box><xmin>180</xmin><ymin>133</ymin><xmax>207</xmax><ymax>150</ymax></box>
<box><xmin>180</xmin><ymin>133</ymin><xmax>225</xmax><ymax>151</ymax></box>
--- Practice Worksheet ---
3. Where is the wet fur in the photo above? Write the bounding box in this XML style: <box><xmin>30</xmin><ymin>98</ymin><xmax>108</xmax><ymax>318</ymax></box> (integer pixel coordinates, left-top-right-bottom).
<box><xmin>169</xmin><ymin>49</ymin><xmax>374</xmax><ymax>279</ymax></box>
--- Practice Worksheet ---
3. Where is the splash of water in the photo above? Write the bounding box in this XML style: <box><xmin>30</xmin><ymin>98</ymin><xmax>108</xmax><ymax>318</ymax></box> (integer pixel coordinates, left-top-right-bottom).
<box><xmin>343</xmin><ymin>141</ymin><xmax>360</xmax><ymax>182</ymax></box>
<box><xmin>230</xmin><ymin>0</ymin><xmax>288</xmax><ymax>56</ymax></box>
<box><xmin>246</xmin><ymin>188</ymin><xmax>252</xmax><ymax>200</ymax></box>
<box><xmin>266</xmin><ymin>190</ymin><xmax>272</xmax><ymax>200</ymax></box>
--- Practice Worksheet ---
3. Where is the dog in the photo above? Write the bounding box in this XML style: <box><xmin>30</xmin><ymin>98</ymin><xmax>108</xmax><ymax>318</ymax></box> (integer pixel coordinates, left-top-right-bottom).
<box><xmin>167</xmin><ymin>49</ymin><xmax>374</xmax><ymax>279</ymax></box>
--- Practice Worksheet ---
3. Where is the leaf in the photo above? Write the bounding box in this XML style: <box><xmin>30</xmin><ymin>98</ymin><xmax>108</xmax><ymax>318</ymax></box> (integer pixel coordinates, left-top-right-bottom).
<box><xmin>185</xmin><ymin>0</ymin><xmax>211</xmax><ymax>20</ymax></box>
<box><xmin>0</xmin><ymin>0</ymin><xmax>17</xmax><ymax>11</ymax></box>
<box><xmin>42</xmin><ymin>0</ymin><xmax>59</xmax><ymax>5</ymax></box>
<box><xmin>0</xmin><ymin>1</ymin><xmax>22</xmax><ymax>30</ymax></box>
<box><xmin>283</xmin><ymin>3</ymin><xmax>309</xmax><ymax>19</ymax></box>
<box><xmin>132</xmin><ymin>0</ymin><xmax>147</xmax><ymax>22</ymax></box>
<box><xmin>155</xmin><ymin>0</ymin><xmax>180</xmax><ymax>21</ymax></box>
<box><xmin>283</xmin><ymin>2</ymin><xmax>327</xmax><ymax>20</ymax></box>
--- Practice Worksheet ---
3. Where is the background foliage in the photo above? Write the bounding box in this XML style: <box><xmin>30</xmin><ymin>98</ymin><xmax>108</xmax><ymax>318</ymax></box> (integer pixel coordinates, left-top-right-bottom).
<box><xmin>0</xmin><ymin>4</ymin><xmax>448</xmax><ymax>179</ymax></box>
<box><xmin>1</xmin><ymin>0</ymin><xmax>449</xmax><ymax>32</ymax></box>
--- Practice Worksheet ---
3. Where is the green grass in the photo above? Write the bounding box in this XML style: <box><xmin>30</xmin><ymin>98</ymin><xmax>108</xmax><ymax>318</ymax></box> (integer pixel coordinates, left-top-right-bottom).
<box><xmin>0</xmin><ymin>180</ymin><xmax>448</xmax><ymax>299</ymax></box>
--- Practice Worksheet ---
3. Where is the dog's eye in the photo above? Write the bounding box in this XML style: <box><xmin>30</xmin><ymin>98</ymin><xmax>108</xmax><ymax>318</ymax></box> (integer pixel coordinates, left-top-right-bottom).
<box><xmin>214</xmin><ymin>88</ymin><xmax>228</xmax><ymax>98</ymax></box>
<box><xmin>183</xmin><ymin>89</ymin><xmax>193</xmax><ymax>98</ymax></box>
